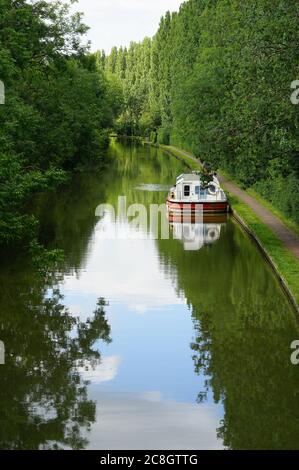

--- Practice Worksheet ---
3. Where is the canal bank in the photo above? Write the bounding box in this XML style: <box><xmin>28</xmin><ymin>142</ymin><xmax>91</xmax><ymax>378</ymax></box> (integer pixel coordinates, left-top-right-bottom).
<box><xmin>145</xmin><ymin>142</ymin><xmax>299</xmax><ymax>312</ymax></box>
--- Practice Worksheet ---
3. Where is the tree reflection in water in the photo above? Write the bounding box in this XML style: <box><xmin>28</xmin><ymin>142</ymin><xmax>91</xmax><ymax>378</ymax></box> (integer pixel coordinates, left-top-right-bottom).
<box><xmin>159</xmin><ymin>217</ymin><xmax>299</xmax><ymax>449</ymax></box>
<box><xmin>0</xmin><ymin>266</ymin><xmax>111</xmax><ymax>450</ymax></box>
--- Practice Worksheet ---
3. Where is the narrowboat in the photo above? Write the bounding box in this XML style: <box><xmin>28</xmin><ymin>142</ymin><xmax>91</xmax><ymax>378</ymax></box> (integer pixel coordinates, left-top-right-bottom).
<box><xmin>167</xmin><ymin>172</ymin><xmax>229</xmax><ymax>213</ymax></box>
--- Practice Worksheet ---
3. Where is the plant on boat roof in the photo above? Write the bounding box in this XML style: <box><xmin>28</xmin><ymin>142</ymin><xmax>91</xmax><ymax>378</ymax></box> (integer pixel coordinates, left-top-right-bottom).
<box><xmin>199</xmin><ymin>164</ymin><xmax>216</xmax><ymax>189</ymax></box>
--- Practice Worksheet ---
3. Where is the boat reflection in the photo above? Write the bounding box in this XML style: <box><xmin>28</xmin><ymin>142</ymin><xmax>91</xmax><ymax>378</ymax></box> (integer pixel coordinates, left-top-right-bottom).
<box><xmin>168</xmin><ymin>212</ymin><xmax>227</xmax><ymax>251</ymax></box>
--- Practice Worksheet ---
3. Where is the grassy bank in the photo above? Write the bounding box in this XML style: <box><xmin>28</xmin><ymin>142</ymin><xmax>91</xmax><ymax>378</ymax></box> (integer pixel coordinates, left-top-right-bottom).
<box><xmin>229</xmin><ymin>195</ymin><xmax>299</xmax><ymax>309</ymax></box>
<box><xmin>154</xmin><ymin>143</ymin><xmax>299</xmax><ymax>310</ymax></box>
<box><xmin>159</xmin><ymin>145</ymin><xmax>199</xmax><ymax>171</ymax></box>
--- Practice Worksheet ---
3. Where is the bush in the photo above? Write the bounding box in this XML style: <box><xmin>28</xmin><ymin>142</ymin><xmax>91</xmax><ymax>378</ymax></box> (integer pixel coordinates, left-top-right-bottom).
<box><xmin>254</xmin><ymin>175</ymin><xmax>299</xmax><ymax>224</ymax></box>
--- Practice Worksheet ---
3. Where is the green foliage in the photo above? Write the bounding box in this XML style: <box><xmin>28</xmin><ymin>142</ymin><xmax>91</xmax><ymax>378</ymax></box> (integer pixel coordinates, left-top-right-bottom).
<box><xmin>254</xmin><ymin>174</ymin><xmax>299</xmax><ymax>224</ymax></box>
<box><xmin>157</xmin><ymin>126</ymin><xmax>171</xmax><ymax>145</ymax></box>
<box><xmin>0</xmin><ymin>0</ymin><xmax>121</xmax><ymax>248</ymax></box>
<box><xmin>107</xmin><ymin>0</ymin><xmax>299</xmax><ymax>224</ymax></box>
<box><xmin>103</xmin><ymin>38</ymin><xmax>155</xmax><ymax>136</ymax></box>
<box><xmin>29</xmin><ymin>240</ymin><xmax>65</xmax><ymax>280</ymax></box>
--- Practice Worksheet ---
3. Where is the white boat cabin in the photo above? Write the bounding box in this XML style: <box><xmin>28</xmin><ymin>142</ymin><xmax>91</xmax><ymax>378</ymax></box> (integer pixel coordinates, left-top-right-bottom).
<box><xmin>169</xmin><ymin>172</ymin><xmax>227</xmax><ymax>202</ymax></box>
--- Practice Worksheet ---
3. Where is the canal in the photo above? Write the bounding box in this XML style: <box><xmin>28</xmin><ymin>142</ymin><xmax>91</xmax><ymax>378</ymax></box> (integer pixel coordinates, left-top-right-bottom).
<box><xmin>0</xmin><ymin>140</ymin><xmax>299</xmax><ymax>450</ymax></box>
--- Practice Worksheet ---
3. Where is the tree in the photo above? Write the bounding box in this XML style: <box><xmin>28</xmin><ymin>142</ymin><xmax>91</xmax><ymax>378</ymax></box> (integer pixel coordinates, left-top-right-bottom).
<box><xmin>107</xmin><ymin>0</ymin><xmax>299</xmax><ymax>224</ymax></box>
<box><xmin>0</xmin><ymin>0</ymin><xmax>122</xmax><ymax>247</ymax></box>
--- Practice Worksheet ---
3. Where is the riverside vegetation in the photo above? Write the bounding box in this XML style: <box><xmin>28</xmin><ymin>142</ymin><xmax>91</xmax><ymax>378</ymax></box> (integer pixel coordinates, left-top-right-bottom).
<box><xmin>1</xmin><ymin>0</ymin><xmax>299</xmax><ymax>262</ymax></box>
<box><xmin>103</xmin><ymin>0</ymin><xmax>299</xmax><ymax>227</ymax></box>
<box><xmin>0</xmin><ymin>0</ymin><xmax>122</xmax><ymax>251</ymax></box>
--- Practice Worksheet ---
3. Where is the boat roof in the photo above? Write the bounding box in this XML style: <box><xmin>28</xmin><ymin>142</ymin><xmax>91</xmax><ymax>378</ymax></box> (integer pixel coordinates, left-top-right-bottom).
<box><xmin>176</xmin><ymin>173</ymin><xmax>200</xmax><ymax>183</ymax></box>
<box><xmin>176</xmin><ymin>172</ymin><xmax>221</xmax><ymax>186</ymax></box>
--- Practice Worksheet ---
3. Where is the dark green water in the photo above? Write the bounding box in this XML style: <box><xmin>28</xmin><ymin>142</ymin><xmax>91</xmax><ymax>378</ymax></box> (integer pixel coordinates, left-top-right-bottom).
<box><xmin>1</xmin><ymin>140</ymin><xmax>299</xmax><ymax>450</ymax></box>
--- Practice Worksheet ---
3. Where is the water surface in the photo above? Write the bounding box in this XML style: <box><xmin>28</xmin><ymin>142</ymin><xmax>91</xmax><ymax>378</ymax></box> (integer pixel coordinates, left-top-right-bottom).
<box><xmin>1</xmin><ymin>140</ymin><xmax>299</xmax><ymax>450</ymax></box>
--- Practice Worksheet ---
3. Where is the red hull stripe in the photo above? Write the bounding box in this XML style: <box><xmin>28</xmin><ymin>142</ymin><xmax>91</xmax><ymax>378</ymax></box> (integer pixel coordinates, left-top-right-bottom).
<box><xmin>167</xmin><ymin>200</ymin><xmax>228</xmax><ymax>212</ymax></box>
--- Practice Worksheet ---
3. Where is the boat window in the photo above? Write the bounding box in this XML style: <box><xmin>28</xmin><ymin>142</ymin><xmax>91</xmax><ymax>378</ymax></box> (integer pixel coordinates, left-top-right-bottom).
<box><xmin>184</xmin><ymin>185</ymin><xmax>190</xmax><ymax>197</ymax></box>
<box><xmin>195</xmin><ymin>186</ymin><xmax>200</xmax><ymax>195</ymax></box>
